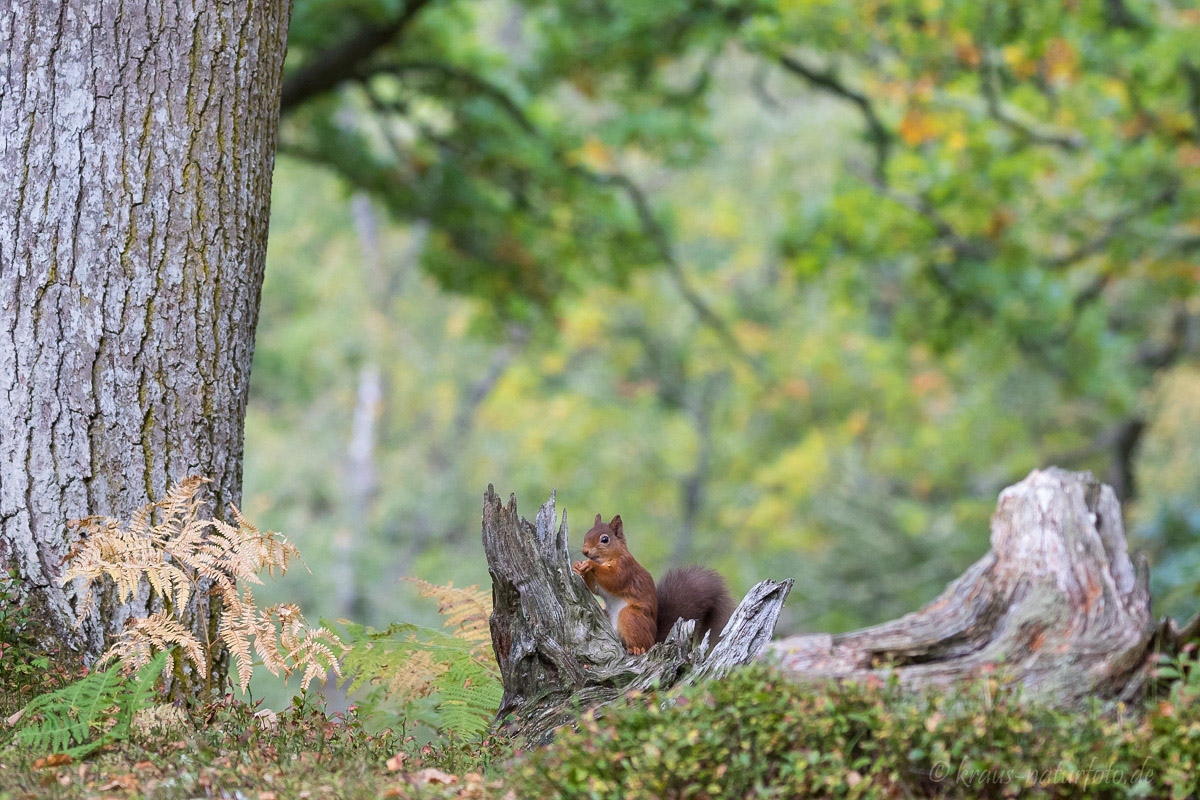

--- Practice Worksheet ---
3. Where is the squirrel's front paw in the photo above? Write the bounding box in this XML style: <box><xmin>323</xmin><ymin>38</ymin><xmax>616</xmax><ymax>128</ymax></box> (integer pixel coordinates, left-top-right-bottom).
<box><xmin>572</xmin><ymin>559</ymin><xmax>592</xmax><ymax>576</ymax></box>
<box><xmin>627</xmin><ymin>645</ymin><xmax>647</xmax><ymax>656</ymax></box>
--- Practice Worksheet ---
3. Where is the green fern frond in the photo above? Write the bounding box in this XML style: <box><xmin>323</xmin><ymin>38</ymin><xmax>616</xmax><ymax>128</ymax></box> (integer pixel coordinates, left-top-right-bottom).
<box><xmin>14</xmin><ymin>651</ymin><xmax>169</xmax><ymax>757</ymax></box>
<box><xmin>432</xmin><ymin>656</ymin><xmax>503</xmax><ymax>739</ymax></box>
<box><xmin>334</xmin><ymin>620</ymin><xmax>459</xmax><ymax>697</ymax></box>
<box><xmin>329</xmin><ymin>613</ymin><xmax>501</xmax><ymax>739</ymax></box>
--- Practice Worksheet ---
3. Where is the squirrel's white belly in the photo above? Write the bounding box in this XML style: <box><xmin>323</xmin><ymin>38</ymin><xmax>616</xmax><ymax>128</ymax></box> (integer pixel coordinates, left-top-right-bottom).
<box><xmin>595</xmin><ymin>585</ymin><xmax>627</xmax><ymax>629</ymax></box>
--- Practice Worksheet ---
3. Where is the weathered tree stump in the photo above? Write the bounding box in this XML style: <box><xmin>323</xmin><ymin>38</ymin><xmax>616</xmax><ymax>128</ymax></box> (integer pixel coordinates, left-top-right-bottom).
<box><xmin>767</xmin><ymin>468</ymin><xmax>1158</xmax><ymax>704</ymax></box>
<box><xmin>483</xmin><ymin>469</ymin><xmax>1172</xmax><ymax>743</ymax></box>
<box><xmin>482</xmin><ymin>486</ymin><xmax>792</xmax><ymax>743</ymax></box>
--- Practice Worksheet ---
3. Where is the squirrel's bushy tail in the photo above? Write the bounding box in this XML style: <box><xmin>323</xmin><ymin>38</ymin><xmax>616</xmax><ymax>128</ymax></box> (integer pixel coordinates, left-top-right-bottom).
<box><xmin>654</xmin><ymin>565</ymin><xmax>735</xmax><ymax>647</ymax></box>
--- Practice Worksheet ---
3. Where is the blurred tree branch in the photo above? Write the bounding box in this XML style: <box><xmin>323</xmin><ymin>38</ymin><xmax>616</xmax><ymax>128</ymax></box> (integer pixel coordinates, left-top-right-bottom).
<box><xmin>1103</xmin><ymin>0</ymin><xmax>1147</xmax><ymax>31</ymax></box>
<box><xmin>1182</xmin><ymin>61</ymin><xmax>1200</xmax><ymax>143</ymax></box>
<box><xmin>582</xmin><ymin>168</ymin><xmax>763</xmax><ymax>374</ymax></box>
<box><xmin>773</xmin><ymin>52</ymin><xmax>893</xmax><ymax>183</ymax></box>
<box><xmin>280</xmin><ymin>0</ymin><xmax>434</xmax><ymax>112</ymax></box>
<box><xmin>361</xmin><ymin>60</ymin><xmax>537</xmax><ymax>134</ymax></box>
<box><xmin>979</xmin><ymin>51</ymin><xmax>1084</xmax><ymax>151</ymax></box>
<box><xmin>348</xmin><ymin>60</ymin><xmax>764</xmax><ymax>374</ymax></box>
<box><xmin>1053</xmin><ymin>185</ymin><xmax>1178</xmax><ymax>271</ymax></box>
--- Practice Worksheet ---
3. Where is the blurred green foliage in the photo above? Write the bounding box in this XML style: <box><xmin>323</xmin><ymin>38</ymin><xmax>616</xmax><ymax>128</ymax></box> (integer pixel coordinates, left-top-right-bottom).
<box><xmin>245</xmin><ymin>0</ymin><xmax>1200</xmax><ymax>684</ymax></box>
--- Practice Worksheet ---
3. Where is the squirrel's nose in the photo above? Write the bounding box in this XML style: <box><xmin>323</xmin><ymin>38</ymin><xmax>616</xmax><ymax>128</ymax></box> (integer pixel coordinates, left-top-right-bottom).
<box><xmin>582</xmin><ymin>547</ymin><xmax>591</xmax><ymax>557</ymax></box>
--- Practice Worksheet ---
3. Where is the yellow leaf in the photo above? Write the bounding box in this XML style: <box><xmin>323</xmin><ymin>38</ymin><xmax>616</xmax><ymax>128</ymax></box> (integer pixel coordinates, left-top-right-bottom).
<box><xmin>845</xmin><ymin>409</ymin><xmax>869</xmax><ymax>437</ymax></box>
<box><xmin>577</xmin><ymin>137</ymin><xmax>613</xmax><ymax>170</ymax></box>
<box><xmin>1002</xmin><ymin>43</ymin><xmax>1037</xmax><ymax>79</ymax></box>
<box><xmin>1042</xmin><ymin>37</ymin><xmax>1078</xmax><ymax>85</ymax></box>
<box><xmin>899</xmin><ymin>108</ymin><xmax>940</xmax><ymax>146</ymax></box>
<box><xmin>952</xmin><ymin>31</ymin><xmax>981</xmax><ymax>68</ymax></box>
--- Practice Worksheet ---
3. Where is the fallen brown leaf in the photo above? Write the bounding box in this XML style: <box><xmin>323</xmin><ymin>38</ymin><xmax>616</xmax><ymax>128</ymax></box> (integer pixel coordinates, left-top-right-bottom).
<box><xmin>253</xmin><ymin>708</ymin><xmax>279</xmax><ymax>731</ymax></box>
<box><xmin>409</xmin><ymin>768</ymin><xmax>457</xmax><ymax>786</ymax></box>
<box><xmin>32</xmin><ymin>754</ymin><xmax>72</xmax><ymax>769</ymax></box>
<box><xmin>385</xmin><ymin>752</ymin><xmax>407</xmax><ymax>772</ymax></box>
<box><xmin>96</xmin><ymin>774</ymin><xmax>139</xmax><ymax>792</ymax></box>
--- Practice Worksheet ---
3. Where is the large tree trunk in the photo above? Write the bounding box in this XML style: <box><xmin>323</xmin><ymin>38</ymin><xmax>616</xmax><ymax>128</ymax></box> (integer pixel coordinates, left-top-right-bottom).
<box><xmin>483</xmin><ymin>470</ymin><xmax>1169</xmax><ymax>743</ymax></box>
<box><xmin>0</xmin><ymin>2</ymin><xmax>291</xmax><ymax>680</ymax></box>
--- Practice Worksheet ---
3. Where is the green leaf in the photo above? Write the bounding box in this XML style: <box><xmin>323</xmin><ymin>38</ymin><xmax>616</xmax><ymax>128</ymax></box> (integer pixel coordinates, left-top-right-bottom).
<box><xmin>14</xmin><ymin>651</ymin><xmax>169</xmax><ymax>757</ymax></box>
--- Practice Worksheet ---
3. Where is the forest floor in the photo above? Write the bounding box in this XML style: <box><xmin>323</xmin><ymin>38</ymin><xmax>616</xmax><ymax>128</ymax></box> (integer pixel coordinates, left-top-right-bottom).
<box><xmin>4</xmin><ymin>662</ymin><xmax>1199</xmax><ymax>799</ymax></box>
<box><xmin>0</xmin><ymin>725</ymin><xmax>512</xmax><ymax>799</ymax></box>
<box><xmin>0</xmin><ymin>696</ymin><xmax>514</xmax><ymax>800</ymax></box>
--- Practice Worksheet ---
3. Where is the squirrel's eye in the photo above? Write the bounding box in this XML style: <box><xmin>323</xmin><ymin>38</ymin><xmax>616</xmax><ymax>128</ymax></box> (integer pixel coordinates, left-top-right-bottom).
<box><xmin>600</xmin><ymin>536</ymin><xmax>609</xmax><ymax>544</ymax></box>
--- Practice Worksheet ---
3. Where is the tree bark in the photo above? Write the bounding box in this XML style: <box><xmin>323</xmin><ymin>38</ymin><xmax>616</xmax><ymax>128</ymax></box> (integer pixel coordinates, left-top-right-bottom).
<box><xmin>767</xmin><ymin>468</ymin><xmax>1159</xmax><ymax>704</ymax></box>
<box><xmin>482</xmin><ymin>486</ymin><xmax>792</xmax><ymax>744</ymax></box>
<box><xmin>0</xmin><ymin>2</ymin><xmax>291</xmax><ymax>679</ymax></box>
<box><xmin>483</xmin><ymin>470</ymin><xmax>1169</xmax><ymax>743</ymax></box>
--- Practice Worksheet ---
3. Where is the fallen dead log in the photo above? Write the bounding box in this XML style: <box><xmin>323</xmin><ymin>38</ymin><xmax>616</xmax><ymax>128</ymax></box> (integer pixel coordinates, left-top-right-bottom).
<box><xmin>766</xmin><ymin>468</ymin><xmax>1159</xmax><ymax>704</ymax></box>
<box><xmin>483</xmin><ymin>469</ymin><xmax>1172</xmax><ymax>743</ymax></box>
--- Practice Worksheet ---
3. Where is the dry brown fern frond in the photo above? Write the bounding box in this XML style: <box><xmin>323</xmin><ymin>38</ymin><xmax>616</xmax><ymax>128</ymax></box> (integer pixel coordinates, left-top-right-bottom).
<box><xmin>63</xmin><ymin>476</ymin><xmax>345</xmax><ymax>699</ymax></box>
<box><xmin>401</xmin><ymin>577</ymin><xmax>492</xmax><ymax>643</ymax></box>
<box><xmin>216</xmin><ymin>592</ymin><xmax>344</xmax><ymax>692</ymax></box>
<box><xmin>224</xmin><ymin>505</ymin><xmax>303</xmax><ymax>580</ymax></box>
<box><xmin>277</xmin><ymin>607</ymin><xmax>345</xmax><ymax>689</ymax></box>
<box><xmin>64</xmin><ymin>516</ymin><xmax>190</xmax><ymax>619</ymax></box>
<box><xmin>217</xmin><ymin>592</ymin><xmax>261</xmax><ymax>692</ymax></box>
<box><xmin>100</xmin><ymin>611</ymin><xmax>206</xmax><ymax>677</ymax></box>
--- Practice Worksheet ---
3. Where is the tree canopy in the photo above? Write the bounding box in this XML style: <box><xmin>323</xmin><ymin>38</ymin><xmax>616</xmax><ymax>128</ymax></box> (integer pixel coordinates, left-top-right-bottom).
<box><xmin>254</xmin><ymin>0</ymin><xmax>1200</xmax><ymax>645</ymax></box>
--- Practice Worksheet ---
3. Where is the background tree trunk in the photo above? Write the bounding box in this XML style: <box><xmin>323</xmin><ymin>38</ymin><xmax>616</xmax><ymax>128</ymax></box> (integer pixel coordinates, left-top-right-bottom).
<box><xmin>0</xmin><ymin>2</ymin><xmax>292</xmax><ymax>680</ymax></box>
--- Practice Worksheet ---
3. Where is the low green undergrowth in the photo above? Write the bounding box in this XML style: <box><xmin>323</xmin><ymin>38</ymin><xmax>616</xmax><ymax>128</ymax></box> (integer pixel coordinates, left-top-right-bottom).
<box><xmin>13</xmin><ymin>652</ymin><xmax>169</xmax><ymax>757</ymax></box>
<box><xmin>0</xmin><ymin>690</ymin><xmax>514</xmax><ymax>800</ymax></box>
<box><xmin>330</xmin><ymin>578</ymin><xmax>501</xmax><ymax>745</ymax></box>
<box><xmin>6</xmin><ymin>659</ymin><xmax>1200</xmax><ymax>799</ymax></box>
<box><xmin>0</xmin><ymin>570</ymin><xmax>84</xmax><ymax>719</ymax></box>
<box><xmin>515</xmin><ymin>663</ymin><xmax>1200</xmax><ymax>799</ymax></box>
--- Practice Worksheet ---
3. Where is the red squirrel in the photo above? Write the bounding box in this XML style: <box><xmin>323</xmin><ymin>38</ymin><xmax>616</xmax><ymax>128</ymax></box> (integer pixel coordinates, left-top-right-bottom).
<box><xmin>572</xmin><ymin>514</ymin><xmax>734</xmax><ymax>655</ymax></box>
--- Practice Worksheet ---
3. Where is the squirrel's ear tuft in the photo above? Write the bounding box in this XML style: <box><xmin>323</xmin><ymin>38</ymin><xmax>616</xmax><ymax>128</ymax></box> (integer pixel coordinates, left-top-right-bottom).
<box><xmin>594</xmin><ymin>513</ymin><xmax>603</xmax><ymax>525</ymax></box>
<box><xmin>610</xmin><ymin>515</ymin><xmax>623</xmax><ymax>538</ymax></box>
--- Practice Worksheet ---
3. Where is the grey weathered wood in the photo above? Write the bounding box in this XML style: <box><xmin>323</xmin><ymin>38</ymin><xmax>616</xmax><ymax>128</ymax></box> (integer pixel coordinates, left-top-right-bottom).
<box><xmin>0</xmin><ymin>2</ymin><xmax>291</xmax><ymax>680</ymax></box>
<box><xmin>482</xmin><ymin>485</ymin><xmax>792</xmax><ymax>743</ymax></box>
<box><xmin>767</xmin><ymin>468</ymin><xmax>1158</xmax><ymax>704</ymax></box>
<box><xmin>485</xmin><ymin>469</ymin><xmax>1170</xmax><ymax>739</ymax></box>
